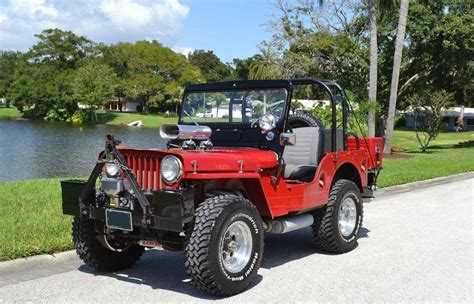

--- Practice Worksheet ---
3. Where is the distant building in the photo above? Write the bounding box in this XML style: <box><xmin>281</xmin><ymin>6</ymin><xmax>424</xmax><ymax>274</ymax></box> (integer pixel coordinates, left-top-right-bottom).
<box><xmin>103</xmin><ymin>99</ymin><xmax>141</xmax><ymax>112</ymax></box>
<box><xmin>404</xmin><ymin>107</ymin><xmax>474</xmax><ymax>131</ymax></box>
<box><xmin>0</xmin><ymin>98</ymin><xmax>6</xmax><ymax>105</ymax></box>
<box><xmin>77</xmin><ymin>100</ymin><xmax>140</xmax><ymax>112</ymax></box>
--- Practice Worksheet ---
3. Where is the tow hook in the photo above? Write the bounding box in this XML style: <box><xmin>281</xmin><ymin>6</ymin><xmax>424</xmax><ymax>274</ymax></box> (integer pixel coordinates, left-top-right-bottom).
<box><xmin>141</xmin><ymin>216</ymin><xmax>152</xmax><ymax>226</ymax></box>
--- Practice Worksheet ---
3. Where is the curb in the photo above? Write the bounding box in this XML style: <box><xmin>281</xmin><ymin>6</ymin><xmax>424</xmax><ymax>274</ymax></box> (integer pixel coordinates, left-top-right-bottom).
<box><xmin>376</xmin><ymin>171</ymin><xmax>474</xmax><ymax>198</ymax></box>
<box><xmin>0</xmin><ymin>250</ymin><xmax>80</xmax><ymax>288</ymax></box>
<box><xmin>0</xmin><ymin>250</ymin><xmax>77</xmax><ymax>270</ymax></box>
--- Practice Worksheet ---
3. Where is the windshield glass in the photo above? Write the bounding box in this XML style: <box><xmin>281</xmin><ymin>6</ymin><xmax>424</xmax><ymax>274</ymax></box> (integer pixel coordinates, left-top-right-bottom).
<box><xmin>180</xmin><ymin>88</ymin><xmax>288</xmax><ymax>124</ymax></box>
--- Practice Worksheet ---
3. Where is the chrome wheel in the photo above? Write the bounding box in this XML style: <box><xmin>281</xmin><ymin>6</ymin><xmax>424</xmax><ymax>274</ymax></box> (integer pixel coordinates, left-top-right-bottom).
<box><xmin>220</xmin><ymin>220</ymin><xmax>253</xmax><ymax>273</ymax></box>
<box><xmin>338</xmin><ymin>196</ymin><xmax>357</xmax><ymax>237</ymax></box>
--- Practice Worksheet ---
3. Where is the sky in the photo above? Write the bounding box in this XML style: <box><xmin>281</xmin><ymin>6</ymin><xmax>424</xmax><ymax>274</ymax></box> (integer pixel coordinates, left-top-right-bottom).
<box><xmin>0</xmin><ymin>0</ymin><xmax>275</xmax><ymax>63</ymax></box>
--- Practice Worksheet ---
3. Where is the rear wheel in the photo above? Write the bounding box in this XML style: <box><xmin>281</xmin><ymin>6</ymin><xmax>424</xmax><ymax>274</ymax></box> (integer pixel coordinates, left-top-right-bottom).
<box><xmin>312</xmin><ymin>179</ymin><xmax>363</xmax><ymax>253</ymax></box>
<box><xmin>72</xmin><ymin>217</ymin><xmax>144</xmax><ymax>272</ymax></box>
<box><xmin>184</xmin><ymin>195</ymin><xmax>264</xmax><ymax>296</ymax></box>
<box><xmin>288</xmin><ymin>111</ymin><xmax>324</xmax><ymax>129</ymax></box>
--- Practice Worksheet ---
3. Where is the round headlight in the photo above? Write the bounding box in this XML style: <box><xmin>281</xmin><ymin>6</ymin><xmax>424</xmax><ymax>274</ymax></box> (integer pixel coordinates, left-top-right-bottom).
<box><xmin>105</xmin><ymin>163</ymin><xmax>121</xmax><ymax>178</ymax></box>
<box><xmin>160</xmin><ymin>155</ymin><xmax>182</xmax><ymax>184</ymax></box>
<box><xmin>258</xmin><ymin>113</ymin><xmax>276</xmax><ymax>132</ymax></box>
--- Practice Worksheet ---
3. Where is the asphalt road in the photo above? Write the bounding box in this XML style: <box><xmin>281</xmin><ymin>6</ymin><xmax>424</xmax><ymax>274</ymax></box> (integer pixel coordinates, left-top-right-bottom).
<box><xmin>1</xmin><ymin>173</ymin><xmax>473</xmax><ymax>303</ymax></box>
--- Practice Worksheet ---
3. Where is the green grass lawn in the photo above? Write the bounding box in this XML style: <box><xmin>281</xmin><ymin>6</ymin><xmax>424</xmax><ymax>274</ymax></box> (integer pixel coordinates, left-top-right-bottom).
<box><xmin>0</xmin><ymin>129</ymin><xmax>472</xmax><ymax>261</ymax></box>
<box><xmin>0</xmin><ymin>107</ymin><xmax>22</xmax><ymax>119</ymax></box>
<box><xmin>378</xmin><ymin>130</ymin><xmax>474</xmax><ymax>187</ymax></box>
<box><xmin>97</xmin><ymin>111</ymin><xmax>177</xmax><ymax>128</ymax></box>
<box><xmin>0</xmin><ymin>179</ymin><xmax>72</xmax><ymax>261</ymax></box>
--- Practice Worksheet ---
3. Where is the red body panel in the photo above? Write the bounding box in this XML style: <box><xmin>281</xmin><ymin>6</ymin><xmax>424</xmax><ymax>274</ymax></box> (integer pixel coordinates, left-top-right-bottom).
<box><xmin>347</xmin><ymin>137</ymin><xmax>384</xmax><ymax>168</ymax></box>
<box><xmin>257</xmin><ymin>150</ymin><xmax>369</xmax><ymax>217</ymax></box>
<box><xmin>118</xmin><ymin>136</ymin><xmax>382</xmax><ymax>219</ymax></box>
<box><xmin>176</xmin><ymin>147</ymin><xmax>278</xmax><ymax>172</ymax></box>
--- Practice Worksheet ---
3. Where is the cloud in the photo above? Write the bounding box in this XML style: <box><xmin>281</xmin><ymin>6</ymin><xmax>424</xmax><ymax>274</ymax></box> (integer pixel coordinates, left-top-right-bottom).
<box><xmin>9</xmin><ymin>0</ymin><xmax>58</xmax><ymax>18</ymax></box>
<box><xmin>0</xmin><ymin>0</ymin><xmax>190</xmax><ymax>50</ymax></box>
<box><xmin>99</xmin><ymin>0</ymin><xmax>153</xmax><ymax>31</ymax></box>
<box><xmin>172</xmin><ymin>46</ymin><xmax>194</xmax><ymax>57</ymax></box>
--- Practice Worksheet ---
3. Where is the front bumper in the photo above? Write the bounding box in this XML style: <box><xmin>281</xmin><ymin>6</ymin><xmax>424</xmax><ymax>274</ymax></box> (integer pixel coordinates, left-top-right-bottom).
<box><xmin>61</xmin><ymin>180</ymin><xmax>194</xmax><ymax>233</ymax></box>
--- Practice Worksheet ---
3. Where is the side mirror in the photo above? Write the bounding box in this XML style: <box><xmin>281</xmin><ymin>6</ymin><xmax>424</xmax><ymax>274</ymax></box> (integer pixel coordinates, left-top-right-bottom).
<box><xmin>279</xmin><ymin>132</ymin><xmax>296</xmax><ymax>146</ymax></box>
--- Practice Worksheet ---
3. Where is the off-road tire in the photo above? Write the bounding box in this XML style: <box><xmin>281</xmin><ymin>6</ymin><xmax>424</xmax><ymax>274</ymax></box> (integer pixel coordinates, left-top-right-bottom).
<box><xmin>72</xmin><ymin>217</ymin><xmax>144</xmax><ymax>272</ymax></box>
<box><xmin>288</xmin><ymin>111</ymin><xmax>324</xmax><ymax>129</ymax></box>
<box><xmin>312</xmin><ymin>179</ymin><xmax>363</xmax><ymax>253</ymax></box>
<box><xmin>184</xmin><ymin>195</ymin><xmax>264</xmax><ymax>296</ymax></box>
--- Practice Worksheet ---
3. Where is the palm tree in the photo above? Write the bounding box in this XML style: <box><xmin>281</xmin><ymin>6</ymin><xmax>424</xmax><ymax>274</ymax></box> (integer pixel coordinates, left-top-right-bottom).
<box><xmin>249</xmin><ymin>48</ymin><xmax>280</xmax><ymax>80</ymax></box>
<box><xmin>210</xmin><ymin>93</ymin><xmax>226</xmax><ymax>118</ymax></box>
<box><xmin>384</xmin><ymin>0</ymin><xmax>410</xmax><ymax>154</ymax></box>
<box><xmin>367</xmin><ymin>0</ymin><xmax>378</xmax><ymax>137</ymax></box>
<box><xmin>367</xmin><ymin>0</ymin><xmax>396</xmax><ymax>137</ymax></box>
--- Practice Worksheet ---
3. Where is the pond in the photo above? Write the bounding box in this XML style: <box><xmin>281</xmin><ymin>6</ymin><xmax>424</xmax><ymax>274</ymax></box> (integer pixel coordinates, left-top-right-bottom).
<box><xmin>0</xmin><ymin>119</ymin><xmax>167</xmax><ymax>182</ymax></box>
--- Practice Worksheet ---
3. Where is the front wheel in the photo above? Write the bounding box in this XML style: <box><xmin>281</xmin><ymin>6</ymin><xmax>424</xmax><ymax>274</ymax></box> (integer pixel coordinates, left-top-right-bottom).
<box><xmin>72</xmin><ymin>217</ymin><xmax>144</xmax><ymax>272</ymax></box>
<box><xmin>312</xmin><ymin>179</ymin><xmax>363</xmax><ymax>253</ymax></box>
<box><xmin>184</xmin><ymin>195</ymin><xmax>264</xmax><ymax>296</ymax></box>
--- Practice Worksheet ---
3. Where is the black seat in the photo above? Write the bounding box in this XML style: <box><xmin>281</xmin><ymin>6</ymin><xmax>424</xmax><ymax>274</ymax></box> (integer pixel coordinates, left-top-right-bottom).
<box><xmin>282</xmin><ymin>126</ymin><xmax>324</xmax><ymax>182</ymax></box>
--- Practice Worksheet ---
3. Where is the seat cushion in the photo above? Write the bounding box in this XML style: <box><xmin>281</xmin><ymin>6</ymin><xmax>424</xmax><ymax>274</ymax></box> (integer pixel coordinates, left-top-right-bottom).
<box><xmin>282</xmin><ymin>127</ymin><xmax>323</xmax><ymax>182</ymax></box>
<box><xmin>283</xmin><ymin>127</ymin><xmax>320</xmax><ymax>166</ymax></box>
<box><xmin>283</xmin><ymin>164</ymin><xmax>317</xmax><ymax>182</ymax></box>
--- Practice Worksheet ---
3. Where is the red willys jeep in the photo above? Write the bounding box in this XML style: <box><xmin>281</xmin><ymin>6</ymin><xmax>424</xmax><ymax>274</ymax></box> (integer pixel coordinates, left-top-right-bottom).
<box><xmin>61</xmin><ymin>78</ymin><xmax>383</xmax><ymax>296</ymax></box>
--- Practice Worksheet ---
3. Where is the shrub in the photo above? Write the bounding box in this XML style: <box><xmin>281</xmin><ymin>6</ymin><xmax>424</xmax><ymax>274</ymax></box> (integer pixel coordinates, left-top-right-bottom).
<box><xmin>44</xmin><ymin>108</ymin><xmax>69</xmax><ymax>122</ymax></box>
<box><xmin>22</xmin><ymin>105</ymin><xmax>48</xmax><ymax>119</ymax></box>
<box><xmin>394</xmin><ymin>115</ymin><xmax>406</xmax><ymax>128</ymax></box>
<box><xmin>71</xmin><ymin>109</ymin><xmax>89</xmax><ymax>124</ymax></box>
<box><xmin>408</xmin><ymin>90</ymin><xmax>454</xmax><ymax>152</ymax></box>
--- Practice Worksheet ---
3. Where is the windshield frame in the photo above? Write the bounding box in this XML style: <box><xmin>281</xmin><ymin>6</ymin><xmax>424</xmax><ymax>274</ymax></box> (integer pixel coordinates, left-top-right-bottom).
<box><xmin>178</xmin><ymin>80</ymin><xmax>293</xmax><ymax>127</ymax></box>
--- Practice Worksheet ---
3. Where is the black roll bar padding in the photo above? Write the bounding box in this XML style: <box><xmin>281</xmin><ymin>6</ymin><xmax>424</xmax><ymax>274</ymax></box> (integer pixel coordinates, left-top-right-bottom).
<box><xmin>320</xmin><ymin>80</ymin><xmax>350</xmax><ymax>151</ymax></box>
<box><xmin>269</xmin><ymin>83</ymin><xmax>294</xmax><ymax>187</ymax></box>
<box><xmin>228</xmin><ymin>91</ymin><xmax>237</xmax><ymax>123</ymax></box>
<box><xmin>337</xmin><ymin>84</ymin><xmax>379</xmax><ymax>172</ymax></box>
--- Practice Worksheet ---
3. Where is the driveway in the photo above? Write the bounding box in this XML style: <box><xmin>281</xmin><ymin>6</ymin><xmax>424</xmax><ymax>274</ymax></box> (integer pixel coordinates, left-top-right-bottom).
<box><xmin>0</xmin><ymin>173</ymin><xmax>472</xmax><ymax>302</ymax></box>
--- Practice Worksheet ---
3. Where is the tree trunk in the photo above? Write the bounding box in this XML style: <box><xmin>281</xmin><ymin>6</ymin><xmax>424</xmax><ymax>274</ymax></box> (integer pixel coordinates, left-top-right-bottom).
<box><xmin>456</xmin><ymin>106</ymin><xmax>464</xmax><ymax>132</ymax></box>
<box><xmin>383</xmin><ymin>0</ymin><xmax>410</xmax><ymax>154</ymax></box>
<box><xmin>367</xmin><ymin>0</ymin><xmax>377</xmax><ymax>137</ymax></box>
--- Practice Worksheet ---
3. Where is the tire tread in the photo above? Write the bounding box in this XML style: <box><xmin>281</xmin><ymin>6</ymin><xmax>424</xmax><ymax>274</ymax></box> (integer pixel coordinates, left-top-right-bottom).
<box><xmin>72</xmin><ymin>217</ymin><xmax>144</xmax><ymax>272</ymax></box>
<box><xmin>184</xmin><ymin>195</ymin><xmax>261</xmax><ymax>296</ymax></box>
<box><xmin>312</xmin><ymin>179</ymin><xmax>363</xmax><ymax>253</ymax></box>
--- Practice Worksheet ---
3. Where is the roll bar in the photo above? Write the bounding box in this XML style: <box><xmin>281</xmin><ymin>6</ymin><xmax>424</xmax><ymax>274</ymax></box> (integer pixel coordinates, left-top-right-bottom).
<box><xmin>289</xmin><ymin>78</ymin><xmax>349</xmax><ymax>152</ymax></box>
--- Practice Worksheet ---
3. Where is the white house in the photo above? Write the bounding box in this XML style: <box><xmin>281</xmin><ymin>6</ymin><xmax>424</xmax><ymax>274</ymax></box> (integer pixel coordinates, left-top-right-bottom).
<box><xmin>103</xmin><ymin>99</ymin><xmax>141</xmax><ymax>112</ymax></box>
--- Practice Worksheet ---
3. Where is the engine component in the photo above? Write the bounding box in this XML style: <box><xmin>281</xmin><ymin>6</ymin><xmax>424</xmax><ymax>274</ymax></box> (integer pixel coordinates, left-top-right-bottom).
<box><xmin>160</xmin><ymin>124</ymin><xmax>212</xmax><ymax>140</ymax></box>
<box><xmin>101</xmin><ymin>177</ymin><xmax>123</xmax><ymax>196</ymax></box>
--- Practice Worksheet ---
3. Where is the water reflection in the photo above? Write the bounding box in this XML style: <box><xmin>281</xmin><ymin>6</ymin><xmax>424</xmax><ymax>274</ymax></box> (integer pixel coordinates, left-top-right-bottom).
<box><xmin>0</xmin><ymin>119</ymin><xmax>166</xmax><ymax>181</ymax></box>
